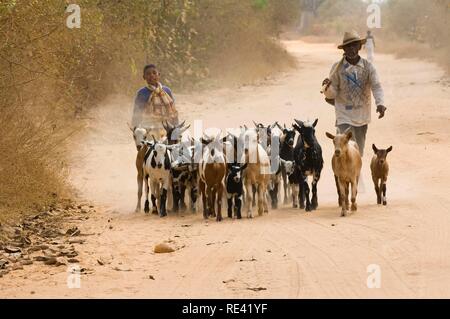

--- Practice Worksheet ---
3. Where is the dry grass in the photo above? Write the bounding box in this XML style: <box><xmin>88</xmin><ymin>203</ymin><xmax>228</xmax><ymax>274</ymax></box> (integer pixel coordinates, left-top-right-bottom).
<box><xmin>0</xmin><ymin>104</ymin><xmax>77</xmax><ymax>224</ymax></box>
<box><xmin>207</xmin><ymin>37</ymin><xmax>296</xmax><ymax>87</ymax></box>
<box><xmin>378</xmin><ymin>37</ymin><xmax>450</xmax><ymax>75</ymax></box>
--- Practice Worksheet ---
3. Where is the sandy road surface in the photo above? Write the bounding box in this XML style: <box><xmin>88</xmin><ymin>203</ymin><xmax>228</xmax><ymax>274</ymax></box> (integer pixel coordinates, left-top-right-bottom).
<box><xmin>1</xmin><ymin>40</ymin><xmax>450</xmax><ymax>298</ymax></box>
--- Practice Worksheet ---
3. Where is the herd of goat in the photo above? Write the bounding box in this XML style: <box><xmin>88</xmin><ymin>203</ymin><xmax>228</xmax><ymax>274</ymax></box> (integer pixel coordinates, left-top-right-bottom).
<box><xmin>130</xmin><ymin>119</ymin><xmax>392</xmax><ymax>220</ymax></box>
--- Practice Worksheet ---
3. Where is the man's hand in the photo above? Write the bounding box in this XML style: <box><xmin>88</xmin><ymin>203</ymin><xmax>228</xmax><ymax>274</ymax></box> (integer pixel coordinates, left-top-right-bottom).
<box><xmin>376</xmin><ymin>105</ymin><xmax>387</xmax><ymax>119</ymax></box>
<box><xmin>321</xmin><ymin>78</ymin><xmax>332</xmax><ymax>94</ymax></box>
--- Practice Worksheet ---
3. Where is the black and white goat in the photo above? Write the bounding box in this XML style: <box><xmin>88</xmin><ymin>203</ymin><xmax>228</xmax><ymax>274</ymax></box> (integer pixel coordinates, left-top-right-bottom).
<box><xmin>279</xmin><ymin>125</ymin><xmax>296</xmax><ymax>205</ymax></box>
<box><xmin>170</xmin><ymin>141</ymin><xmax>199</xmax><ymax>212</ymax></box>
<box><xmin>142</xmin><ymin>139</ymin><xmax>178</xmax><ymax>217</ymax></box>
<box><xmin>225</xmin><ymin>163</ymin><xmax>248</xmax><ymax>219</ymax></box>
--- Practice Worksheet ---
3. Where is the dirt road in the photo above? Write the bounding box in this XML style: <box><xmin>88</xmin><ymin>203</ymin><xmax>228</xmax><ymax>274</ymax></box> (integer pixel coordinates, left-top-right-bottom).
<box><xmin>1</xmin><ymin>40</ymin><xmax>449</xmax><ymax>298</ymax></box>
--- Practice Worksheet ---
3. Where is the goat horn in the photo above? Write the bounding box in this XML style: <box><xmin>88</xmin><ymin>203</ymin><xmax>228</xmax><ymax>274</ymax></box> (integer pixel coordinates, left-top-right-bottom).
<box><xmin>177</xmin><ymin>120</ymin><xmax>186</xmax><ymax>128</ymax></box>
<box><xmin>180</xmin><ymin>124</ymin><xmax>191</xmax><ymax>133</ymax></box>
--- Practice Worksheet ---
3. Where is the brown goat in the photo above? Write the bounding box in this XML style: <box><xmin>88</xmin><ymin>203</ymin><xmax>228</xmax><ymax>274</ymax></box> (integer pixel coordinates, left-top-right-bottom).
<box><xmin>198</xmin><ymin>135</ymin><xmax>227</xmax><ymax>221</ymax></box>
<box><xmin>326</xmin><ymin>131</ymin><xmax>362</xmax><ymax>217</ymax></box>
<box><xmin>370</xmin><ymin>144</ymin><xmax>392</xmax><ymax>206</ymax></box>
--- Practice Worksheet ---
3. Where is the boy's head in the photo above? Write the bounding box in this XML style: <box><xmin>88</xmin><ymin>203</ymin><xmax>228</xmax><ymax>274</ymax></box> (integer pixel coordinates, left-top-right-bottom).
<box><xmin>143</xmin><ymin>64</ymin><xmax>160</xmax><ymax>86</ymax></box>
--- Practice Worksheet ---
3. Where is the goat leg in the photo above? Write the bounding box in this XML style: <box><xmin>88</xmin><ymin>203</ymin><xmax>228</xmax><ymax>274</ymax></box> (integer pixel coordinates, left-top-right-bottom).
<box><xmin>216</xmin><ymin>184</ymin><xmax>223</xmax><ymax>222</ymax></box>
<box><xmin>136</xmin><ymin>173</ymin><xmax>143</xmax><ymax>213</ymax></box>
<box><xmin>304</xmin><ymin>179</ymin><xmax>312</xmax><ymax>212</ymax></box>
<box><xmin>180</xmin><ymin>184</ymin><xmax>187</xmax><ymax>211</ymax></box>
<box><xmin>160</xmin><ymin>188</ymin><xmax>168</xmax><ymax>217</ymax></box>
<box><xmin>351</xmin><ymin>179</ymin><xmax>358</xmax><ymax>212</ymax></box>
<box><xmin>262</xmin><ymin>183</ymin><xmax>269</xmax><ymax>213</ymax></box>
<box><xmin>144</xmin><ymin>176</ymin><xmax>150</xmax><ymax>214</ymax></box>
<box><xmin>373</xmin><ymin>176</ymin><xmax>381</xmax><ymax>205</ymax></box>
<box><xmin>245</xmin><ymin>181</ymin><xmax>253</xmax><ymax>218</ymax></box>
<box><xmin>172</xmin><ymin>185</ymin><xmax>180</xmax><ymax>213</ymax></box>
<box><xmin>291</xmin><ymin>183</ymin><xmax>299</xmax><ymax>208</ymax></box>
<box><xmin>338</xmin><ymin>180</ymin><xmax>347</xmax><ymax>217</ymax></box>
<box><xmin>252</xmin><ymin>184</ymin><xmax>257</xmax><ymax>207</ymax></box>
<box><xmin>344</xmin><ymin>182</ymin><xmax>350</xmax><ymax>210</ymax></box>
<box><xmin>334</xmin><ymin>175</ymin><xmax>342</xmax><ymax>207</ymax></box>
<box><xmin>311</xmin><ymin>177</ymin><xmax>318</xmax><ymax>210</ymax></box>
<box><xmin>227</xmin><ymin>194</ymin><xmax>233</xmax><ymax>218</ymax></box>
<box><xmin>199</xmin><ymin>180</ymin><xmax>208</xmax><ymax>219</ymax></box>
<box><xmin>382</xmin><ymin>179</ymin><xmax>387</xmax><ymax>206</ymax></box>
<box><xmin>257</xmin><ymin>184</ymin><xmax>264</xmax><ymax>216</ymax></box>
<box><xmin>236</xmin><ymin>195</ymin><xmax>242</xmax><ymax>219</ymax></box>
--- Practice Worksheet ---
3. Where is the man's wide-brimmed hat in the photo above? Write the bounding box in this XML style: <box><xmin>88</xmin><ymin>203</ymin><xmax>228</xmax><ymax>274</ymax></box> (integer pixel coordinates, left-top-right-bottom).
<box><xmin>338</xmin><ymin>31</ymin><xmax>366</xmax><ymax>49</ymax></box>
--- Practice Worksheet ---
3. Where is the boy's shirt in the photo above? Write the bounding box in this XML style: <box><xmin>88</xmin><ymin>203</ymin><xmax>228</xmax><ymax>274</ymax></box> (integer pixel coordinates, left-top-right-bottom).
<box><xmin>324</xmin><ymin>57</ymin><xmax>384</xmax><ymax>127</ymax></box>
<box><xmin>131</xmin><ymin>85</ymin><xmax>175</xmax><ymax>128</ymax></box>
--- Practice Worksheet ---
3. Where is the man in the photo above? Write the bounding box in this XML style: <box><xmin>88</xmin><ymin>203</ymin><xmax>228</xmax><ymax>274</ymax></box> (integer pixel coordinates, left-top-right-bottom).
<box><xmin>365</xmin><ymin>30</ymin><xmax>375</xmax><ymax>63</ymax></box>
<box><xmin>322</xmin><ymin>30</ymin><xmax>386</xmax><ymax>158</ymax></box>
<box><xmin>131</xmin><ymin>64</ymin><xmax>178</xmax><ymax>129</ymax></box>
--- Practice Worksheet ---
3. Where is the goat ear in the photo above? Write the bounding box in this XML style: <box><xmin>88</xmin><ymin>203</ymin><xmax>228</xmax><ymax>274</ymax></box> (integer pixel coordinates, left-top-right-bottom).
<box><xmin>345</xmin><ymin>130</ymin><xmax>353</xmax><ymax>141</ymax></box>
<box><xmin>372</xmin><ymin>144</ymin><xmax>378</xmax><ymax>153</ymax></box>
<box><xmin>241</xmin><ymin>163</ymin><xmax>248</xmax><ymax>170</ymax></box>
<box><xmin>387</xmin><ymin>146</ymin><xmax>393</xmax><ymax>153</ymax></box>
<box><xmin>325</xmin><ymin>132</ymin><xmax>335</xmax><ymax>140</ymax></box>
<box><xmin>253</xmin><ymin>120</ymin><xmax>259</xmax><ymax>128</ymax></box>
<box><xmin>293</xmin><ymin>124</ymin><xmax>301</xmax><ymax>132</ymax></box>
<box><xmin>312</xmin><ymin>118</ymin><xmax>318</xmax><ymax>127</ymax></box>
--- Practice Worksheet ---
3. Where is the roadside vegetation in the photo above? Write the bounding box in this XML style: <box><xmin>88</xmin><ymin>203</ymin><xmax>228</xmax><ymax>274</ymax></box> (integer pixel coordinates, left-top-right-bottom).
<box><xmin>0</xmin><ymin>1</ymin><xmax>300</xmax><ymax>224</ymax></box>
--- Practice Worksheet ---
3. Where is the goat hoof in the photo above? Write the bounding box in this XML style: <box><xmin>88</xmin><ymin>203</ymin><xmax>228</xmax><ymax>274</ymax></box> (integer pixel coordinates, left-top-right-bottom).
<box><xmin>351</xmin><ymin>204</ymin><xmax>357</xmax><ymax>211</ymax></box>
<box><xmin>152</xmin><ymin>209</ymin><xmax>158</xmax><ymax>215</ymax></box>
<box><xmin>340</xmin><ymin>211</ymin><xmax>346</xmax><ymax>217</ymax></box>
<box><xmin>300</xmin><ymin>204</ymin><xmax>305</xmax><ymax>209</ymax></box>
<box><xmin>305</xmin><ymin>206</ymin><xmax>312</xmax><ymax>212</ymax></box>
<box><xmin>383</xmin><ymin>201</ymin><xmax>387</xmax><ymax>206</ymax></box>
<box><xmin>160</xmin><ymin>213</ymin><xmax>167</xmax><ymax>218</ymax></box>
<box><xmin>293</xmin><ymin>204</ymin><xmax>298</xmax><ymax>208</ymax></box>
<box><xmin>236</xmin><ymin>215</ymin><xmax>242</xmax><ymax>219</ymax></box>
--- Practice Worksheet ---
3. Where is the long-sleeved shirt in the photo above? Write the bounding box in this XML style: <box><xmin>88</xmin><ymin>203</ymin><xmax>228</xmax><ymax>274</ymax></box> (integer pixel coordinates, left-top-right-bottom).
<box><xmin>131</xmin><ymin>85</ymin><xmax>174</xmax><ymax>128</ymax></box>
<box><xmin>324</xmin><ymin>57</ymin><xmax>384</xmax><ymax>127</ymax></box>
